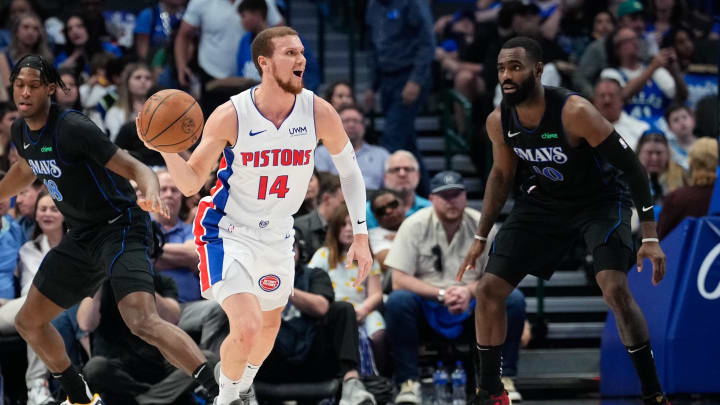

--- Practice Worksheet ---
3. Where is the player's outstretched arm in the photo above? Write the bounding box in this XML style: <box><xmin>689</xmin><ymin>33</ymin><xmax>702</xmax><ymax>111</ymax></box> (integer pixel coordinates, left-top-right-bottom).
<box><xmin>0</xmin><ymin>158</ymin><xmax>36</xmax><ymax>202</ymax></box>
<box><xmin>458</xmin><ymin>108</ymin><xmax>517</xmax><ymax>281</ymax></box>
<box><xmin>315</xmin><ymin>95</ymin><xmax>372</xmax><ymax>286</ymax></box>
<box><xmin>562</xmin><ymin>96</ymin><xmax>666</xmax><ymax>285</ymax></box>
<box><xmin>106</xmin><ymin>148</ymin><xmax>169</xmax><ymax>218</ymax></box>
<box><xmin>138</xmin><ymin>102</ymin><xmax>236</xmax><ymax>197</ymax></box>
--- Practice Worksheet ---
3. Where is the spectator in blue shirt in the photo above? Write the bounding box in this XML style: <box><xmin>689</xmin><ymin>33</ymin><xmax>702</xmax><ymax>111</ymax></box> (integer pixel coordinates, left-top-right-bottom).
<box><xmin>364</xmin><ymin>0</ymin><xmax>435</xmax><ymax>195</ymax></box>
<box><xmin>152</xmin><ymin>169</ymin><xmax>199</xmax><ymax>303</ymax></box>
<box><xmin>0</xmin><ymin>173</ymin><xmax>24</xmax><ymax>299</ymax></box>
<box><xmin>229</xmin><ymin>0</ymin><xmax>320</xmax><ymax>91</ymax></box>
<box><xmin>315</xmin><ymin>105</ymin><xmax>389</xmax><ymax>190</ymax></box>
<box><xmin>133</xmin><ymin>0</ymin><xmax>186</xmax><ymax>60</ymax></box>
<box><xmin>366</xmin><ymin>150</ymin><xmax>429</xmax><ymax>229</ymax></box>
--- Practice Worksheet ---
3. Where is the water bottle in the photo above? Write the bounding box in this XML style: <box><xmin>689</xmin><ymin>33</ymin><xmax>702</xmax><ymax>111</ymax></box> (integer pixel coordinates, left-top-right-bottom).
<box><xmin>451</xmin><ymin>361</ymin><xmax>467</xmax><ymax>405</ymax></box>
<box><xmin>433</xmin><ymin>361</ymin><xmax>450</xmax><ymax>405</ymax></box>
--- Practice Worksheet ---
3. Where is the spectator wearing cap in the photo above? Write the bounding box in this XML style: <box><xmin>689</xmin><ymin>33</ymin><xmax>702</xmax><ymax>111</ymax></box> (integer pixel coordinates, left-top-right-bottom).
<box><xmin>573</xmin><ymin>0</ymin><xmax>659</xmax><ymax>98</ymax></box>
<box><xmin>314</xmin><ymin>105</ymin><xmax>390</xmax><ymax>191</ymax></box>
<box><xmin>365</xmin><ymin>150</ymin><xmax>430</xmax><ymax>229</ymax></box>
<box><xmin>593</xmin><ymin>77</ymin><xmax>649</xmax><ymax>150</ymax></box>
<box><xmin>364</xmin><ymin>0</ymin><xmax>434</xmax><ymax>195</ymax></box>
<box><xmin>383</xmin><ymin>171</ymin><xmax>526</xmax><ymax>403</ymax></box>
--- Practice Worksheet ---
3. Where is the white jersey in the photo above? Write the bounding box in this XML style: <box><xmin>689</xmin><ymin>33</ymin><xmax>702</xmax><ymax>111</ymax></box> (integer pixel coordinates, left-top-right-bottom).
<box><xmin>202</xmin><ymin>87</ymin><xmax>317</xmax><ymax>231</ymax></box>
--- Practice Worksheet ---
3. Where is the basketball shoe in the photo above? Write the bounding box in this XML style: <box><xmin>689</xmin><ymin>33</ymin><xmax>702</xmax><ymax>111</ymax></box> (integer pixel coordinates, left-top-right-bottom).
<box><xmin>60</xmin><ymin>393</ymin><xmax>104</xmax><ymax>405</ymax></box>
<box><xmin>643</xmin><ymin>393</ymin><xmax>671</xmax><ymax>404</ymax></box>
<box><xmin>469</xmin><ymin>390</ymin><xmax>511</xmax><ymax>405</ymax></box>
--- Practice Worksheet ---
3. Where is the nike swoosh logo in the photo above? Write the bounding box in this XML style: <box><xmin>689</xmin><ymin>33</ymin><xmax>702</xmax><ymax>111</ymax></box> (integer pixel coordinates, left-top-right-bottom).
<box><xmin>508</xmin><ymin>131</ymin><xmax>521</xmax><ymax>138</ymax></box>
<box><xmin>107</xmin><ymin>214</ymin><xmax>123</xmax><ymax>224</ymax></box>
<box><xmin>642</xmin><ymin>206</ymin><xmax>653</xmax><ymax>212</ymax></box>
<box><xmin>193</xmin><ymin>364</ymin><xmax>206</xmax><ymax>379</ymax></box>
<box><xmin>627</xmin><ymin>344</ymin><xmax>647</xmax><ymax>353</ymax></box>
<box><xmin>357</xmin><ymin>220</ymin><xmax>366</xmax><ymax>225</ymax></box>
<box><xmin>23</xmin><ymin>143</ymin><xmax>30</xmax><ymax>149</ymax></box>
<box><xmin>249</xmin><ymin>129</ymin><xmax>266</xmax><ymax>137</ymax></box>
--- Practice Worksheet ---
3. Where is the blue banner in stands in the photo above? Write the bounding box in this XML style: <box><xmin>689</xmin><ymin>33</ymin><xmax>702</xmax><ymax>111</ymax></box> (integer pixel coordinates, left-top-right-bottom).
<box><xmin>600</xmin><ymin>216</ymin><xmax>720</xmax><ymax>396</ymax></box>
<box><xmin>709</xmin><ymin>167</ymin><xmax>720</xmax><ymax>215</ymax></box>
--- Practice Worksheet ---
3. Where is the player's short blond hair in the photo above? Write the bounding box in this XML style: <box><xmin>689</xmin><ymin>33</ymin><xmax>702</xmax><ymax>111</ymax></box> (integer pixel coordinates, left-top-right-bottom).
<box><xmin>251</xmin><ymin>26</ymin><xmax>299</xmax><ymax>77</ymax></box>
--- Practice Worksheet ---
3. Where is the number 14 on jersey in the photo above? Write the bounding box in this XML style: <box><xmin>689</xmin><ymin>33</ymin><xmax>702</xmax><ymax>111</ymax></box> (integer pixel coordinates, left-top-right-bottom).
<box><xmin>258</xmin><ymin>175</ymin><xmax>289</xmax><ymax>199</ymax></box>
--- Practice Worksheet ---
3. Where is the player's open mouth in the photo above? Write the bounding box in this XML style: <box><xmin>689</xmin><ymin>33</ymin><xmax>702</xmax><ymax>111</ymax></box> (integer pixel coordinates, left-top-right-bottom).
<box><xmin>503</xmin><ymin>85</ymin><xmax>517</xmax><ymax>92</ymax></box>
<box><xmin>293</xmin><ymin>70</ymin><xmax>303</xmax><ymax>78</ymax></box>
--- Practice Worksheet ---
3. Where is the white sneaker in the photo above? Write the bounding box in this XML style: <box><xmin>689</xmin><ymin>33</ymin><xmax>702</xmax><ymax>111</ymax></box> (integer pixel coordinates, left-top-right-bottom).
<box><xmin>339</xmin><ymin>378</ymin><xmax>376</xmax><ymax>405</ymax></box>
<box><xmin>394</xmin><ymin>380</ymin><xmax>421</xmax><ymax>405</ymax></box>
<box><xmin>502</xmin><ymin>377</ymin><xmax>522</xmax><ymax>402</ymax></box>
<box><xmin>27</xmin><ymin>378</ymin><xmax>54</xmax><ymax>405</ymax></box>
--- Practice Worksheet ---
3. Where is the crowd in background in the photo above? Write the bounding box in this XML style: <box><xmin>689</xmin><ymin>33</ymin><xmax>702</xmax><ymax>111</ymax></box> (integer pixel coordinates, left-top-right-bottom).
<box><xmin>0</xmin><ymin>0</ymin><xmax>718</xmax><ymax>404</ymax></box>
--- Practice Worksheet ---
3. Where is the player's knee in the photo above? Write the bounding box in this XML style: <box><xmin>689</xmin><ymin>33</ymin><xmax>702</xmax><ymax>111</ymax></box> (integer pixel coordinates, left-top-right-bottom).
<box><xmin>476</xmin><ymin>279</ymin><xmax>506</xmax><ymax>306</ymax></box>
<box><xmin>601</xmin><ymin>281</ymin><xmax>632</xmax><ymax>310</ymax></box>
<box><xmin>228</xmin><ymin>312</ymin><xmax>262</xmax><ymax>343</ymax></box>
<box><xmin>125</xmin><ymin>313</ymin><xmax>163</xmax><ymax>342</ymax></box>
<box><xmin>14</xmin><ymin>310</ymin><xmax>39</xmax><ymax>336</ymax></box>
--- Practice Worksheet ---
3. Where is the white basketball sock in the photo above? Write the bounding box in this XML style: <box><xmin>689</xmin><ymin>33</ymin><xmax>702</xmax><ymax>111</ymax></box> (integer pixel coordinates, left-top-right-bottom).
<box><xmin>236</xmin><ymin>363</ymin><xmax>260</xmax><ymax>393</ymax></box>
<box><xmin>218</xmin><ymin>368</ymin><xmax>241</xmax><ymax>405</ymax></box>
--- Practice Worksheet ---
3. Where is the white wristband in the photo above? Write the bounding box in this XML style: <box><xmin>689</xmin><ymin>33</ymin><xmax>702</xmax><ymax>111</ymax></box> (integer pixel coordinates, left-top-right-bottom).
<box><xmin>474</xmin><ymin>235</ymin><xmax>487</xmax><ymax>242</ymax></box>
<box><xmin>642</xmin><ymin>238</ymin><xmax>659</xmax><ymax>244</ymax></box>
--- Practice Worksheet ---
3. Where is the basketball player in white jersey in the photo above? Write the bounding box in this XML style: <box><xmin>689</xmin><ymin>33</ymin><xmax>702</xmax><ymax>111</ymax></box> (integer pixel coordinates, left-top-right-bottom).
<box><xmin>139</xmin><ymin>27</ymin><xmax>372</xmax><ymax>405</ymax></box>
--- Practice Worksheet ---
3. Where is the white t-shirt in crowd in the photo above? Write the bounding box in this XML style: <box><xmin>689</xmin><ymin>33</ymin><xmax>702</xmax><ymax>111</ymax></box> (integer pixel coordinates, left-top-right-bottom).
<box><xmin>600</xmin><ymin>65</ymin><xmax>676</xmax><ymax>99</ymax></box>
<box><xmin>183</xmin><ymin>0</ymin><xmax>282</xmax><ymax>79</ymax></box>
<box><xmin>18</xmin><ymin>235</ymin><xmax>50</xmax><ymax>297</ymax></box>
<box><xmin>613</xmin><ymin>111</ymin><xmax>650</xmax><ymax>151</ymax></box>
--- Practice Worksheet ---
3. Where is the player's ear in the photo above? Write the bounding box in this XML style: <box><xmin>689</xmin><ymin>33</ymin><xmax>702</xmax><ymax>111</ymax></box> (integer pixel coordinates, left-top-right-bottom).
<box><xmin>535</xmin><ymin>62</ymin><xmax>544</xmax><ymax>78</ymax></box>
<box><xmin>47</xmin><ymin>83</ymin><xmax>56</xmax><ymax>97</ymax></box>
<box><xmin>258</xmin><ymin>55</ymin><xmax>269</xmax><ymax>73</ymax></box>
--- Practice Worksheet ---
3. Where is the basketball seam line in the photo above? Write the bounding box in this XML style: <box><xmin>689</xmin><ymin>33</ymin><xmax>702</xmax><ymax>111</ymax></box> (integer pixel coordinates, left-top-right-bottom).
<box><xmin>143</xmin><ymin>91</ymin><xmax>176</xmax><ymax>137</ymax></box>
<box><xmin>155</xmin><ymin>119</ymin><xmax>203</xmax><ymax>147</ymax></box>
<box><xmin>146</xmin><ymin>100</ymin><xmax>198</xmax><ymax>143</ymax></box>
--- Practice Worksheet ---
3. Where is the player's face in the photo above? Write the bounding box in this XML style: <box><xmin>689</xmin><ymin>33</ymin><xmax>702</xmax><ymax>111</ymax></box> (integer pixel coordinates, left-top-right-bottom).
<box><xmin>430</xmin><ymin>189</ymin><xmax>466</xmax><ymax>223</ymax></box>
<box><xmin>497</xmin><ymin>48</ymin><xmax>538</xmax><ymax>106</ymax></box>
<box><xmin>35</xmin><ymin>195</ymin><xmax>63</xmax><ymax>234</ymax></box>
<box><xmin>158</xmin><ymin>172</ymin><xmax>183</xmax><ymax>220</ymax></box>
<box><xmin>13</xmin><ymin>67</ymin><xmax>55</xmax><ymax>118</ymax></box>
<box><xmin>268</xmin><ymin>35</ymin><xmax>306</xmax><ymax>95</ymax></box>
<box><xmin>338</xmin><ymin>215</ymin><xmax>354</xmax><ymax>248</ymax></box>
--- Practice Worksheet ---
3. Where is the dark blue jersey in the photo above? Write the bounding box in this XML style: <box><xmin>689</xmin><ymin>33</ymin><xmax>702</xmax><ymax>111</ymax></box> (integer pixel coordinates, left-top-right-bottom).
<box><xmin>500</xmin><ymin>86</ymin><xmax>631</xmax><ymax>205</ymax></box>
<box><xmin>11</xmin><ymin>104</ymin><xmax>137</xmax><ymax>230</ymax></box>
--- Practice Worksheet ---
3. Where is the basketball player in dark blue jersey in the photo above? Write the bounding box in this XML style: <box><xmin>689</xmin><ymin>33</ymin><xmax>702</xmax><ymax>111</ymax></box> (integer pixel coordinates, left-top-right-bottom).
<box><xmin>0</xmin><ymin>55</ymin><xmax>220</xmax><ymax>405</ymax></box>
<box><xmin>457</xmin><ymin>37</ymin><xmax>670</xmax><ymax>404</ymax></box>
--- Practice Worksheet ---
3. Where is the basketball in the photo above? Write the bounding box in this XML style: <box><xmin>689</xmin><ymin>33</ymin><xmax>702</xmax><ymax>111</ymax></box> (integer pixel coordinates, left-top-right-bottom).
<box><xmin>138</xmin><ymin>89</ymin><xmax>204</xmax><ymax>153</ymax></box>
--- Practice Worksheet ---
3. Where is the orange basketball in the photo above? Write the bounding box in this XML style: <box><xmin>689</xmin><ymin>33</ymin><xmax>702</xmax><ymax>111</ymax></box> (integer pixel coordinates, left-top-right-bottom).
<box><xmin>138</xmin><ymin>89</ymin><xmax>204</xmax><ymax>153</ymax></box>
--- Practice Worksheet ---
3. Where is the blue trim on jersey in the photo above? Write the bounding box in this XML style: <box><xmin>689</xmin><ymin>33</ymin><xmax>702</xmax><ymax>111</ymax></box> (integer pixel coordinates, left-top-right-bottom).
<box><xmin>604</xmin><ymin>201</ymin><xmax>623</xmax><ymax>243</ymax></box>
<box><xmin>199</xmin><ymin>208</ymin><xmax>225</xmax><ymax>285</ymax></box>
<box><xmin>85</xmin><ymin>163</ymin><xmax>121</xmax><ymax>213</ymax></box>
<box><xmin>591</xmin><ymin>152</ymin><xmax>610</xmax><ymax>185</ymax></box>
<box><xmin>143</xmin><ymin>214</ymin><xmax>154</xmax><ymax>275</ymax></box>
<box><xmin>212</xmin><ymin>149</ymin><xmax>235</xmax><ymax>212</ymax></box>
<box><xmin>104</xmin><ymin>168</ymin><xmax>133</xmax><ymax>203</ymax></box>
<box><xmin>250</xmin><ymin>86</ymin><xmax>298</xmax><ymax>130</ymax></box>
<box><xmin>109</xmin><ymin>226</ymin><xmax>128</xmax><ymax>275</ymax></box>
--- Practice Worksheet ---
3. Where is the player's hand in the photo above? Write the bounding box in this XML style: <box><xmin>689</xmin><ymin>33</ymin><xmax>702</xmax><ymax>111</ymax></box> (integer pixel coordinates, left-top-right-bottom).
<box><xmin>402</xmin><ymin>81</ymin><xmax>421</xmax><ymax>105</ymax></box>
<box><xmin>347</xmin><ymin>234</ymin><xmax>372</xmax><ymax>287</ymax></box>
<box><xmin>457</xmin><ymin>239</ymin><xmax>486</xmax><ymax>281</ymax></box>
<box><xmin>137</xmin><ymin>191</ymin><xmax>170</xmax><ymax>219</ymax></box>
<box><xmin>637</xmin><ymin>241</ymin><xmax>666</xmax><ymax>286</ymax></box>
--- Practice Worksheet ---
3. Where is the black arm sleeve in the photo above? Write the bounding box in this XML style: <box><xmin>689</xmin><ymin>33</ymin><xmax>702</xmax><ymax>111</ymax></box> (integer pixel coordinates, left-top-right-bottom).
<box><xmin>594</xmin><ymin>130</ymin><xmax>655</xmax><ymax>222</ymax></box>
